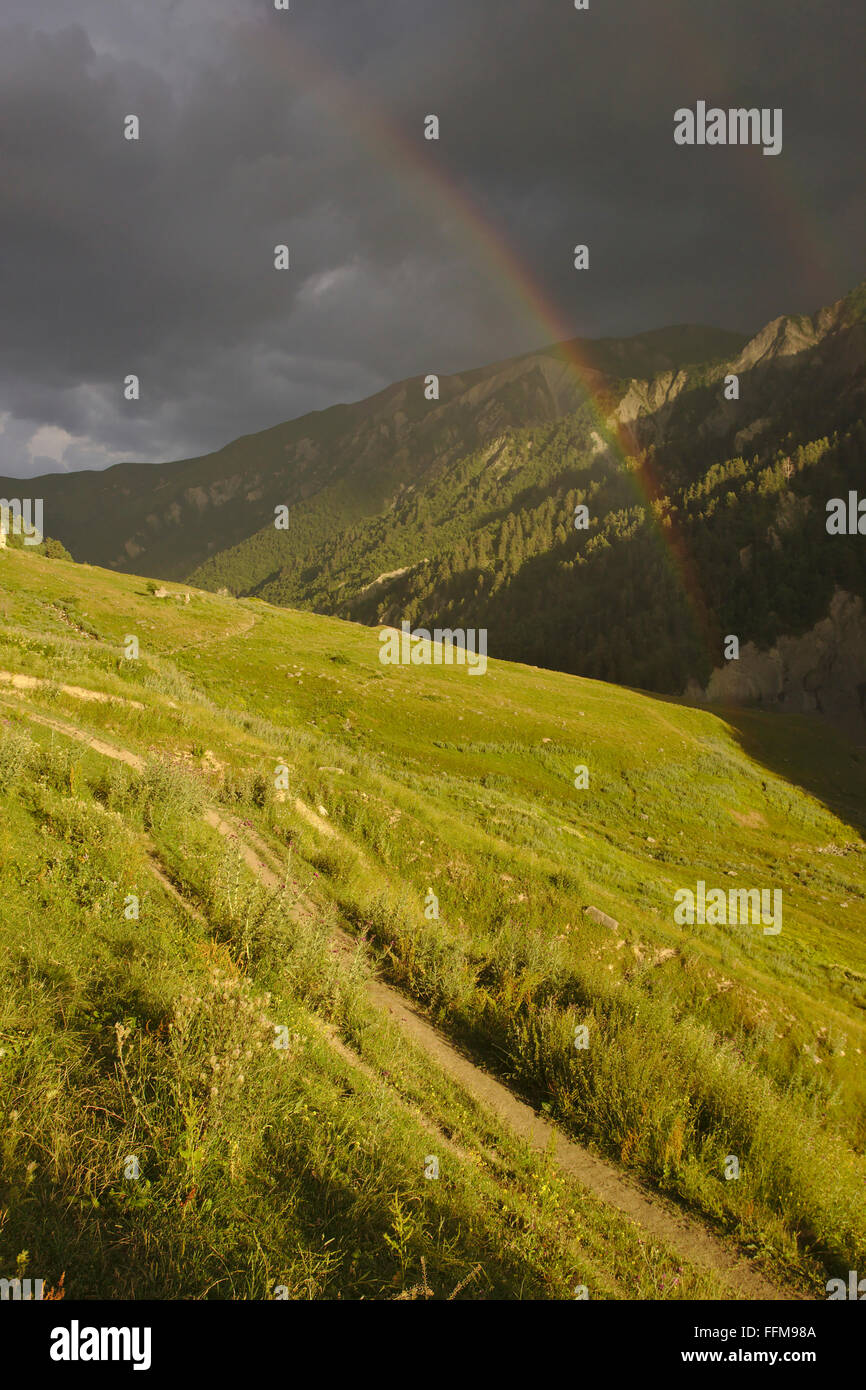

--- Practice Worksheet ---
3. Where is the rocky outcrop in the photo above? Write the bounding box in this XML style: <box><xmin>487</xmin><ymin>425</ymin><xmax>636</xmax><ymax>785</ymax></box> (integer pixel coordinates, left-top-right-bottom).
<box><xmin>613</xmin><ymin>369</ymin><xmax>690</xmax><ymax>428</ymax></box>
<box><xmin>730</xmin><ymin>310</ymin><xmax>825</xmax><ymax>373</ymax></box>
<box><xmin>686</xmin><ymin>590</ymin><xmax>866</xmax><ymax>741</ymax></box>
<box><xmin>608</xmin><ymin>292</ymin><xmax>866</xmax><ymax>459</ymax></box>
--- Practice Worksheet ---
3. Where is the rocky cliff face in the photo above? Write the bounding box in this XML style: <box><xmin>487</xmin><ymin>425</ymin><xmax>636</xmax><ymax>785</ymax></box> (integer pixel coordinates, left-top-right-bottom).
<box><xmin>686</xmin><ymin>590</ymin><xmax>866</xmax><ymax>741</ymax></box>
<box><xmin>610</xmin><ymin>292</ymin><xmax>866</xmax><ymax>460</ymax></box>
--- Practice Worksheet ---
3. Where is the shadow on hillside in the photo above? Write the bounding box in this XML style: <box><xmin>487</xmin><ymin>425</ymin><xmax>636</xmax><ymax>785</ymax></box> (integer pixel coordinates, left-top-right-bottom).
<box><xmin>2</xmin><ymin>1137</ymin><xmax>518</xmax><ymax>1300</ymax></box>
<box><xmin>678</xmin><ymin>697</ymin><xmax>866</xmax><ymax>842</ymax></box>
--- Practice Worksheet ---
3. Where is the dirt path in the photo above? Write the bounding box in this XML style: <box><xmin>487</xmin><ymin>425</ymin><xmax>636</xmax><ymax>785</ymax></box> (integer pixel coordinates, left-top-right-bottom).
<box><xmin>0</xmin><ymin>669</ymin><xmax>145</xmax><ymax>710</ymax></box>
<box><xmin>0</xmin><ymin>700</ymin><xmax>146</xmax><ymax>771</ymax></box>
<box><xmin>3</xmin><ymin>697</ymin><xmax>796</xmax><ymax>1300</ymax></box>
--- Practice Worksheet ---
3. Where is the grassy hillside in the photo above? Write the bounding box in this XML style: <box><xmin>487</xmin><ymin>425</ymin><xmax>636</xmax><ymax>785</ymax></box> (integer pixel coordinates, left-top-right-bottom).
<box><xmin>1</xmin><ymin>545</ymin><xmax>865</xmax><ymax>1299</ymax></box>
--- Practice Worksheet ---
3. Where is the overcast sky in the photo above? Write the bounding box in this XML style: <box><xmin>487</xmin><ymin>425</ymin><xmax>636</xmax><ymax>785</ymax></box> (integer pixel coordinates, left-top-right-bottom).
<box><xmin>1</xmin><ymin>0</ymin><xmax>863</xmax><ymax>477</ymax></box>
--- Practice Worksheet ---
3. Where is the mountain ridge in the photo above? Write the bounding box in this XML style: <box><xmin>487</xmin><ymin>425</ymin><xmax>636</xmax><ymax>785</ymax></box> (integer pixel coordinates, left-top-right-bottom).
<box><xmin>3</xmin><ymin>281</ymin><xmax>864</xmax><ymax>713</ymax></box>
<box><xmin>180</xmin><ymin>281</ymin><xmax>866</xmax><ymax>714</ymax></box>
<box><xmin>1</xmin><ymin>320</ymin><xmax>749</xmax><ymax>578</ymax></box>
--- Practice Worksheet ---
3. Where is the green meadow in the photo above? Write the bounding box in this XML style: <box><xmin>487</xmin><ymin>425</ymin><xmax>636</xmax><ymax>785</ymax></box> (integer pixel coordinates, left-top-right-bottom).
<box><xmin>1</xmin><ymin>545</ymin><xmax>864</xmax><ymax>1298</ymax></box>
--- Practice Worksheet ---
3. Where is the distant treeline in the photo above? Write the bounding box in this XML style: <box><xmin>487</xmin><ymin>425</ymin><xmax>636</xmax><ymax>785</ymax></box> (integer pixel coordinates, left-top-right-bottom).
<box><xmin>200</xmin><ymin>401</ymin><xmax>866</xmax><ymax>693</ymax></box>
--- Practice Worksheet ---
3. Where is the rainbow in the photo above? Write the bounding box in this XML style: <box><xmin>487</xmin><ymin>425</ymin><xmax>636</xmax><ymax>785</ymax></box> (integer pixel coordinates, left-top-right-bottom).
<box><xmin>233</xmin><ymin>15</ymin><xmax>816</xmax><ymax>674</ymax></box>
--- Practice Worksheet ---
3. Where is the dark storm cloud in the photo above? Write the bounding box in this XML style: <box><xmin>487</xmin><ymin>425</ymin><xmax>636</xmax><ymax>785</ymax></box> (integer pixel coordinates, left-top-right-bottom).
<box><xmin>0</xmin><ymin>0</ymin><xmax>863</xmax><ymax>475</ymax></box>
